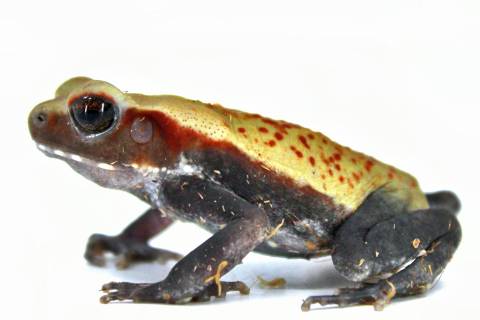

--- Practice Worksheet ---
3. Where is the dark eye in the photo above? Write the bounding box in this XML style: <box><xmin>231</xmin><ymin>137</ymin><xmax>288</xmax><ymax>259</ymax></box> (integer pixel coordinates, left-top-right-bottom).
<box><xmin>70</xmin><ymin>95</ymin><xmax>117</xmax><ymax>134</ymax></box>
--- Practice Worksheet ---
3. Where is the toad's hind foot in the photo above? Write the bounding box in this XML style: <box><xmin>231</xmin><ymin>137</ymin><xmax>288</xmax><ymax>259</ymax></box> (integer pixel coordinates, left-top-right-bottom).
<box><xmin>301</xmin><ymin>280</ymin><xmax>396</xmax><ymax>312</ymax></box>
<box><xmin>100</xmin><ymin>280</ymin><xmax>250</xmax><ymax>304</ymax></box>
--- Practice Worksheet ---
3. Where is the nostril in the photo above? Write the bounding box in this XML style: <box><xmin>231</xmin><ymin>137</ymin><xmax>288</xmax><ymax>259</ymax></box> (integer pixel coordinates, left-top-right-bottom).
<box><xmin>34</xmin><ymin>112</ymin><xmax>47</xmax><ymax>126</ymax></box>
<box><xmin>37</xmin><ymin>113</ymin><xmax>46</xmax><ymax>122</ymax></box>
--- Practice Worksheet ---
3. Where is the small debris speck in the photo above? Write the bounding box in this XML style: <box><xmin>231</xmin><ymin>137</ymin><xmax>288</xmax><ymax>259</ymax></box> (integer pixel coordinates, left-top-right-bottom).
<box><xmin>257</xmin><ymin>276</ymin><xmax>286</xmax><ymax>289</ymax></box>
<box><xmin>412</xmin><ymin>238</ymin><xmax>421</xmax><ymax>249</ymax></box>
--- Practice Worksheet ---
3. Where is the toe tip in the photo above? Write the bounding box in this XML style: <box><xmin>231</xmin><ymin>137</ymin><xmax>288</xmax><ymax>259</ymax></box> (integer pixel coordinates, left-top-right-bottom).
<box><xmin>301</xmin><ymin>299</ymin><xmax>312</xmax><ymax>312</ymax></box>
<box><xmin>100</xmin><ymin>295</ymin><xmax>111</xmax><ymax>304</ymax></box>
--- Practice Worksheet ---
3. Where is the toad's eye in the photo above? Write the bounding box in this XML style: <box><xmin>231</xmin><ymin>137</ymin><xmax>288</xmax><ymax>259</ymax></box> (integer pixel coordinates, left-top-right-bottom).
<box><xmin>69</xmin><ymin>95</ymin><xmax>117</xmax><ymax>134</ymax></box>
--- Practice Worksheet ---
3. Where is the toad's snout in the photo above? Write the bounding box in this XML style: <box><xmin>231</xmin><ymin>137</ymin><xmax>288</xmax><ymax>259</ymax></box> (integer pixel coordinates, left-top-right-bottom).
<box><xmin>28</xmin><ymin>104</ymin><xmax>50</xmax><ymax>140</ymax></box>
<box><xmin>29</xmin><ymin>108</ymin><xmax>48</xmax><ymax>130</ymax></box>
<box><xmin>28</xmin><ymin>101</ymin><xmax>64</xmax><ymax>145</ymax></box>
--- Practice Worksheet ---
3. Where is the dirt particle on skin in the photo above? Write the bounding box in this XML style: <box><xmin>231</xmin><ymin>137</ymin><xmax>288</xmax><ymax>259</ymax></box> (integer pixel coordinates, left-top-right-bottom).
<box><xmin>267</xmin><ymin>219</ymin><xmax>285</xmax><ymax>239</ymax></box>
<box><xmin>162</xmin><ymin>292</ymin><xmax>171</xmax><ymax>301</ymax></box>
<box><xmin>305</xmin><ymin>240</ymin><xmax>317</xmax><ymax>251</ymax></box>
<box><xmin>412</xmin><ymin>238</ymin><xmax>421</xmax><ymax>249</ymax></box>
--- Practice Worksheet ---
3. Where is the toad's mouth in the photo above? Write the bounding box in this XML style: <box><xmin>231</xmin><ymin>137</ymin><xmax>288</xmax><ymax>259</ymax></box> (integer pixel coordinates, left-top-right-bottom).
<box><xmin>36</xmin><ymin>143</ymin><xmax>117</xmax><ymax>171</ymax></box>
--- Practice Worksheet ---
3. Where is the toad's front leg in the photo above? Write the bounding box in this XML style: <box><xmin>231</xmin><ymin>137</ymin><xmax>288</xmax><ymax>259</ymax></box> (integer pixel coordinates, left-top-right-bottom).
<box><xmin>85</xmin><ymin>208</ymin><xmax>182</xmax><ymax>269</ymax></box>
<box><xmin>100</xmin><ymin>176</ymin><xmax>269</xmax><ymax>304</ymax></box>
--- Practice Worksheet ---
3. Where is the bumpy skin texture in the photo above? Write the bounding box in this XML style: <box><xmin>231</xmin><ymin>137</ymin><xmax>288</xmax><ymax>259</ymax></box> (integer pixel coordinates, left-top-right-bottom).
<box><xmin>128</xmin><ymin>92</ymin><xmax>429</xmax><ymax>213</ymax></box>
<box><xmin>28</xmin><ymin>77</ymin><xmax>461</xmax><ymax>310</ymax></box>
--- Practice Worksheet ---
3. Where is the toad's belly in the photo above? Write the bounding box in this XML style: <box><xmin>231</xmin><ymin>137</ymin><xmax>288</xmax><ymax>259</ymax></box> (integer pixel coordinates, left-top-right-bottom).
<box><xmin>196</xmin><ymin>210</ymin><xmax>336</xmax><ymax>260</ymax></box>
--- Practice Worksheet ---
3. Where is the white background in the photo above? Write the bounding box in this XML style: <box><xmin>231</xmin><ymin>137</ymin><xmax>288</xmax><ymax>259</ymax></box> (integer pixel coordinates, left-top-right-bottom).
<box><xmin>1</xmin><ymin>1</ymin><xmax>479</xmax><ymax>319</ymax></box>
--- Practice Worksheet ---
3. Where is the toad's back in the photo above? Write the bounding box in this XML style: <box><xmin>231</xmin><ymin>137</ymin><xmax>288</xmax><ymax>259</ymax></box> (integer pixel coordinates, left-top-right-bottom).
<box><xmin>129</xmin><ymin>94</ymin><xmax>429</xmax><ymax>213</ymax></box>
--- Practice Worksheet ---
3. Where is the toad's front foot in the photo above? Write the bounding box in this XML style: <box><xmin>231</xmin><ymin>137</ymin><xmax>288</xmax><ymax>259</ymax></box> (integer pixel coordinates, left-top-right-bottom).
<box><xmin>100</xmin><ymin>282</ymin><xmax>152</xmax><ymax>303</ymax></box>
<box><xmin>85</xmin><ymin>234</ymin><xmax>183</xmax><ymax>269</ymax></box>
<box><xmin>301</xmin><ymin>280</ymin><xmax>396</xmax><ymax>311</ymax></box>
<box><xmin>100</xmin><ymin>280</ymin><xmax>250</xmax><ymax>304</ymax></box>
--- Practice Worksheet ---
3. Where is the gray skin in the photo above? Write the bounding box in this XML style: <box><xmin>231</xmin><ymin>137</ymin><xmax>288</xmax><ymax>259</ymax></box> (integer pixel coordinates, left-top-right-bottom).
<box><xmin>29</xmin><ymin>94</ymin><xmax>461</xmax><ymax>311</ymax></box>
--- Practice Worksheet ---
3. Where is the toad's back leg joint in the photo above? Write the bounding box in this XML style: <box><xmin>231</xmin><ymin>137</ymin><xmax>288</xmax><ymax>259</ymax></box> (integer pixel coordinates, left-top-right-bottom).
<box><xmin>302</xmin><ymin>190</ymin><xmax>461</xmax><ymax>311</ymax></box>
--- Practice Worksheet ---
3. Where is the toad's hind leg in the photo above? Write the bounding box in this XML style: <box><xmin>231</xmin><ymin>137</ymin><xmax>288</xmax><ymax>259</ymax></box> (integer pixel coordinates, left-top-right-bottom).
<box><xmin>302</xmin><ymin>191</ymin><xmax>461</xmax><ymax>311</ymax></box>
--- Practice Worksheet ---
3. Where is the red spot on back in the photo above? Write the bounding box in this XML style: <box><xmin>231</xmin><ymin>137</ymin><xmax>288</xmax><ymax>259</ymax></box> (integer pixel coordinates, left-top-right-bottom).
<box><xmin>290</xmin><ymin>146</ymin><xmax>303</xmax><ymax>158</ymax></box>
<box><xmin>339</xmin><ymin>176</ymin><xmax>345</xmax><ymax>183</ymax></box>
<box><xmin>281</xmin><ymin>122</ymin><xmax>300</xmax><ymax>129</ymax></box>
<box><xmin>237</xmin><ymin>127</ymin><xmax>246</xmax><ymax>133</ymax></box>
<box><xmin>348</xmin><ymin>179</ymin><xmax>354</xmax><ymax>189</ymax></box>
<box><xmin>320</xmin><ymin>154</ymin><xmax>329</xmax><ymax>166</ymax></box>
<box><xmin>309</xmin><ymin>156</ymin><xmax>316</xmax><ymax>166</ymax></box>
<box><xmin>258</xmin><ymin>127</ymin><xmax>269</xmax><ymax>133</ymax></box>
<box><xmin>334</xmin><ymin>153</ymin><xmax>341</xmax><ymax>161</ymax></box>
<box><xmin>351</xmin><ymin>158</ymin><xmax>358</xmax><ymax>164</ymax></box>
<box><xmin>274</xmin><ymin>132</ymin><xmax>284</xmax><ymax>140</ymax></box>
<box><xmin>328</xmin><ymin>169</ymin><xmax>334</xmax><ymax>176</ymax></box>
<box><xmin>267</xmin><ymin>140</ymin><xmax>276</xmax><ymax>147</ymax></box>
<box><xmin>365</xmin><ymin>160</ymin><xmax>374</xmax><ymax>172</ymax></box>
<box><xmin>334</xmin><ymin>164</ymin><xmax>341</xmax><ymax>171</ymax></box>
<box><xmin>352</xmin><ymin>172</ymin><xmax>361</xmax><ymax>182</ymax></box>
<box><xmin>299</xmin><ymin>135</ymin><xmax>310</xmax><ymax>149</ymax></box>
<box><xmin>321</xmin><ymin>174</ymin><xmax>326</xmax><ymax>180</ymax></box>
<box><xmin>388</xmin><ymin>172</ymin><xmax>395</xmax><ymax>179</ymax></box>
<box><xmin>262</xmin><ymin>118</ymin><xmax>278</xmax><ymax>126</ymax></box>
<box><xmin>322</xmin><ymin>138</ymin><xmax>328</xmax><ymax>144</ymax></box>
<box><xmin>328</xmin><ymin>156</ymin><xmax>335</xmax><ymax>163</ymax></box>
<box><xmin>260</xmin><ymin>118</ymin><xmax>289</xmax><ymax>134</ymax></box>
<box><xmin>307</xmin><ymin>133</ymin><xmax>315</xmax><ymax>140</ymax></box>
